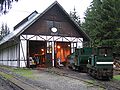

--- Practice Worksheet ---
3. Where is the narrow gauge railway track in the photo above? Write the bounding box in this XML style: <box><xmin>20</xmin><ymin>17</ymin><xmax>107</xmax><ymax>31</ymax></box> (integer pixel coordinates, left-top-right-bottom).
<box><xmin>87</xmin><ymin>70</ymin><xmax>120</xmax><ymax>90</ymax></box>
<box><xmin>45</xmin><ymin>68</ymin><xmax>120</xmax><ymax>90</ymax></box>
<box><xmin>0</xmin><ymin>76</ymin><xmax>24</xmax><ymax>90</ymax></box>
<box><xmin>97</xmin><ymin>80</ymin><xmax>120</xmax><ymax>90</ymax></box>
<box><xmin>45</xmin><ymin>68</ymin><xmax>105</xmax><ymax>87</ymax></box>
<box><xmin>0</xmin><ymin>68</ymin><xmax>24</xmax><ymax>90</ymax></box>
<box><xmin>0</xmin><ymin>67</ymin><xmax>42</xmax><ymax>90</ymax></box>
<box><xmin>0</xmin><ymin>66</ymin><xmax>120</xmax><ymax>90</ymax></box>
<box><xmin>87</xmin><ymin>73</ymin><xmax>120</xmax><ymax>90</ymax></box>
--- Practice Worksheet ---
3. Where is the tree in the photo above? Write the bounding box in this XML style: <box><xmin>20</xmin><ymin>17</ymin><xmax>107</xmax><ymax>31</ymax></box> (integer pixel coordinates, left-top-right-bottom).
<box><xmin>0</xmin><ymin>0</ymin><xmax>18</xmax><ymax>14</ymax></box>
<box><xmin>82</xmin><ymin>0</ymin><xmax>120</xmax><ymax>52</ymax></box>
<box><xmin>0</xmin><ymin>23</ymin><xmax>10</xmax><ymax>40</ymax></box>
<box><xmin>70</xmin><ymin>7</ymin><xmax>81</xmax><ymax>26</ymax></box>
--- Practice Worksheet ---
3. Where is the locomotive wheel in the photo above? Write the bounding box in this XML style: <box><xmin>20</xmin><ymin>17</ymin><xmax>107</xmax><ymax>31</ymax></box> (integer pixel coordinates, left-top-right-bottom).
<box><xmin>97</xmin><ymin>70</ymin><xmax>102</xmax><ymax>79</ymax></box>
<box><xmin>72</xmin><ymin>65</ymin><xmax>76</xmax><ymax>70</ymax></box>
<box><xmin>68</xmin><ymin>64</ymin><xmax>76</xmax><ymax>70</ymax></box>
<box><xmin>92</xmin><ymin>70</ymin><xmax>95</xmax><ymax>77</ymax></box>
<box><xmin>88</xmin><ymin>68</ymin><xmax>92</xmax><ymax>76</ymax></box>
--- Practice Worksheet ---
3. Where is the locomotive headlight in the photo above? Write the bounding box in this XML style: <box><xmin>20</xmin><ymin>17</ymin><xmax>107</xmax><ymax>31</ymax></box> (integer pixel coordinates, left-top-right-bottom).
<box><xmin>88</xmin><ymin>60</ymin><xmax>89</xmax><ymax>63</ymax></box>
<box><xmin>104</xmin><ymin>54</ymin><xmax>107</xmax><ymax>56</ymax></box>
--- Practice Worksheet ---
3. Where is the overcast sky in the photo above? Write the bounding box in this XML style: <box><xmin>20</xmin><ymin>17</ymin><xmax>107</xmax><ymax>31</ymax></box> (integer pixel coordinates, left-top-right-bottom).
<box><xmin>0</xmin><ymin>0</ymin><xmax>92</xmax><ymax>31</ymax></box>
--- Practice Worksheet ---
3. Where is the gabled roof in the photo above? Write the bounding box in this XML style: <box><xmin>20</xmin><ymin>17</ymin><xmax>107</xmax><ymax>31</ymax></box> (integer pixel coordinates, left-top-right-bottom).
<box><xmin>0</xmin><ymin>11</ymin><xmax>39</xmax><ymax>45</ymax></box>
<box><xmin>0</xmin><ymin>1</ymin><xmax>90</xmax><ymax>45</ymax></box>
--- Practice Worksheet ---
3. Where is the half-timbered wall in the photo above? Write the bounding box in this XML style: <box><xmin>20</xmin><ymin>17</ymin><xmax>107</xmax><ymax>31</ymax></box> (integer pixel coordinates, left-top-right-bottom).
<box><xmin>20</xmin><ymin>34</ymin><xmax>83</xmax><ymax>67</ymax></box>
<box><xmin>20</xmin><ymin>34</ymin><xmax>83</xmax><ymax>53</ymax></box>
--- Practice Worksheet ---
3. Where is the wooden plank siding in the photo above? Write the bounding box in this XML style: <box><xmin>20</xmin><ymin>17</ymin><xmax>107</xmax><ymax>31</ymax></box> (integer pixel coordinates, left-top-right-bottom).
<box><xmin>22</xmin><ymin>4</ymin><xmax>81</xmax><ymax>38</ymax></box>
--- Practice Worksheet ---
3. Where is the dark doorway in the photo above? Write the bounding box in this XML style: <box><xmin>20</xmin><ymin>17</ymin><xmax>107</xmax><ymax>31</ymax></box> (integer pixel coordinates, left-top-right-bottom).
<box><xmin>29</xmin><ymin>41</ymin><xmax>46</xmax><ymax>67</ymax></box>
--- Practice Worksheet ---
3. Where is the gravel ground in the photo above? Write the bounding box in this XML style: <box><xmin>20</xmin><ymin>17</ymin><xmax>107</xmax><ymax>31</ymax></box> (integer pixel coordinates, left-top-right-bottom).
<box><xmin>35</xmin><ymin>67</ymin><xmax>120</xmax><ymax>90</ymax></box>
<box><xmin>30</xmin><ymin>70</ymin><xmax>101</xmax><ymax>90</ymax></box>
<box><xmin>1</xmin><ymin>66</ymin><xmax>120</xmax><ymax>90</ymax></box>
<box><xmin>0</xmin><ymin>67</ymin><xmax>102</xmax><ymax>90</ymax></box>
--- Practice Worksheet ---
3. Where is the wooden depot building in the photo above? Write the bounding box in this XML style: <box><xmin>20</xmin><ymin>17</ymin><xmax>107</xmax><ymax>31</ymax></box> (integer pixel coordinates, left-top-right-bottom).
<box><xmin>0</xmin><ymin>1</ymin><xmax>90</xmax><ymax>67</ymax></box>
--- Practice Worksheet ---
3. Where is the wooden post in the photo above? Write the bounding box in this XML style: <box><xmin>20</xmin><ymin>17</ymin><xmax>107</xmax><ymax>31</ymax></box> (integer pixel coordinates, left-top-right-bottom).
<box><xmin>27</xmin><ymin>40</ymin><xmax>30</xmax><ymax>68</ymax></box>
<box><xmin>52</xmin><ymin>41</ymin><xmax>54</xmax><ymax>67</ymax></box>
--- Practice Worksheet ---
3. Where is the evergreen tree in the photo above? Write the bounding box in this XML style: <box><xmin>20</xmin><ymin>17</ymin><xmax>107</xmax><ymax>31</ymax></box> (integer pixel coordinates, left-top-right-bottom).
<box><xmin>70</xmin><ymin>7</ymin><xmax>81</xmax><ymax>26</ymax></box>
<box><xmin>0</xmin><ymin>0</ymin><xmax>18</xmax><ymax>14</ymax></box>
<box><xmin>82</xmin><ymin>0</ymin><xmax>120</xmax><ymax>52</ymax></box>
<box><xmin>0</xmin><ymin>23</ymin><xmax>10</xmax><ymax>40</ymax></box>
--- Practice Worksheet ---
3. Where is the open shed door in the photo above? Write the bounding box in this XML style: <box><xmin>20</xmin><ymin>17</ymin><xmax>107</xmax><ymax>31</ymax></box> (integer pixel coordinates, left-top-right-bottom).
<box><xmin>56</xmin><ymin>42</ymin><xmax>71</xmax><ymax>63</ymax></box>
<box><xmin>29</xmin><ymin>41</ymin><xmax>46</xmax><ymax>67</ymax></box>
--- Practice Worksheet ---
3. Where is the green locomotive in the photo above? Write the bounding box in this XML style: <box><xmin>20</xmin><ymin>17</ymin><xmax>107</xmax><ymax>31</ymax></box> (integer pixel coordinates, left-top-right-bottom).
<box><xmin>87</xmin><ymin>46</ymin><xmax>113</xmax><ymax>79</ymax></box>
<box><xmin>67</xmin><ymin>46</ymin><xmax>113</xmax><ymax>80</ymax></box>
<box><xmin>67</xmin><ymin>47</ymin><xmax>92</xmax><ymax>72</ymax></box>
<box><xmin>74</xmin><ymin>47</ymin><xmax>92</xmax><ymax>72</ymax></box>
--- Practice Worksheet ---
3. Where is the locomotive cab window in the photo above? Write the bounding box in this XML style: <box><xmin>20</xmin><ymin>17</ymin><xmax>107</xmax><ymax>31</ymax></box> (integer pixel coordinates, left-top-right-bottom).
<box><xmin>99</xmin><ymin>49</ymin><xmax>106</xmax><ymax>56</ymax></box>
<box><xmin>98</xmin><ymin>47</ymin><xmax>112</xmax><ymax>56</ymax></box>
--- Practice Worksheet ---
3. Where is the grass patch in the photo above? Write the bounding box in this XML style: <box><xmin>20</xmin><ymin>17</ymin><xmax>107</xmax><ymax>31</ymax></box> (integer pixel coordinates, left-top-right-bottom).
<box><xmin>13</xmin><ymin>68</ymin><xmax>34</xmax><ymax>78</ymax></box>
<box><xmin>113</xmin><ymin>75</ymin><xmax>120</xmax><ymax>80</ymax></box>
<box><xmin>0</xmin><ymin>65</ymin><xmax>35</xmax><ymax>79</ymax></box>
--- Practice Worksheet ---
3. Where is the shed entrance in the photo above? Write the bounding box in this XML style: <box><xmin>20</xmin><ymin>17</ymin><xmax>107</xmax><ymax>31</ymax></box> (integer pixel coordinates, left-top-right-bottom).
<box><xmin>56</xmin><ymin>42</ymin><xmax>71</xmax><ymax>65</ymax></box>
<box><xmin>29</xmin><ymin>41</ymin><xmax>46</xmax><ymax>67</ymax></box>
